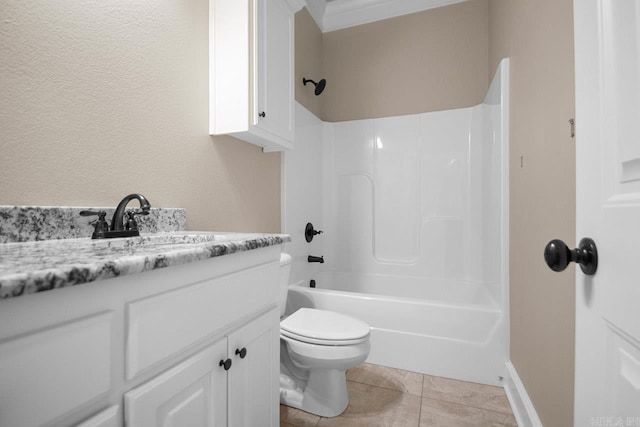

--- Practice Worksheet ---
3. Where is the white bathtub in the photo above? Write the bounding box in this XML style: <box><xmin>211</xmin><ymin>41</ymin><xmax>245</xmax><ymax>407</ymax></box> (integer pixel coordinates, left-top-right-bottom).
<box><xmin>287</xmin><ymin>271</ymin><xmax>508</xmax><ymax>386</ymax></box>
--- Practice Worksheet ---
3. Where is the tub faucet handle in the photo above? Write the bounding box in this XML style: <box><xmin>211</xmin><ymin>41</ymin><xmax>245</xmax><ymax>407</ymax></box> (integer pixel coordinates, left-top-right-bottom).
<box><xmin>305</xmin><ymin>223</ymin><xmax>324</xmax><ymax>242</ymax></box>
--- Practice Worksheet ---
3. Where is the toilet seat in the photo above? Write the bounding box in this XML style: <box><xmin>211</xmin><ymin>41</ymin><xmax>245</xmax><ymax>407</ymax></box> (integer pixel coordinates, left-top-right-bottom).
<box><xmin>281</xmin><ymin>308</ymin><xmax>370</xmax><ymax>346</ymax></box>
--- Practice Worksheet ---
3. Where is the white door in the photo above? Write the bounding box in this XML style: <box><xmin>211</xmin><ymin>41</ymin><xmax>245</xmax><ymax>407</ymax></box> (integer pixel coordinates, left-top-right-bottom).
<box><xmin>574</xmin><ymin>1</ymin><xmax>640</xmax><ymax>425</ymax></box>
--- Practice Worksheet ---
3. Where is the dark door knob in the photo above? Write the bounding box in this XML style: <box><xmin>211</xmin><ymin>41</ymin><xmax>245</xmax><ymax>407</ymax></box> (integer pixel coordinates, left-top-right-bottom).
<box><xmin>219</xmin><ymin>358</ymin><xmax>232</xmax><ymax>371</ymax></box>
<box><xmin>544</xmin><ymin>237</ymin><xmax>598</xmax><ymax>275</ymax></box>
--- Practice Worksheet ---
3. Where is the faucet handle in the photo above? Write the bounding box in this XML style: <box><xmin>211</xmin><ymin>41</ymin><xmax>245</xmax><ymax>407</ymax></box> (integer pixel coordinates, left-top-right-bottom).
<box><xmin>80</xmin><ymin>210</ymin><xmax>110</xmax><ymax>239</ymax></box>
<box><xmin>305</xmin><ymin>223</ymin><xmax>324</xmax><ymax>242</ymax></box>
<box><xmin>125</xmin><ymin>209</ymin><xmax>149</xmax><ymax>231</ymax></box>
<box><xmin>80</xmin><ymin>210</ymin><xmax>106</xmax><ymax>218</ymax></box>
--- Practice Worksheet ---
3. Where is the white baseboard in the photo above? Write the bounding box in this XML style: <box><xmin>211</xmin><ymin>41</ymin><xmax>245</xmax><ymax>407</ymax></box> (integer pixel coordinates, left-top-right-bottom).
<box><xmin>503</xmin><ymin>361</ymin><xmax>543</xmax><ymax>427</ymax></box>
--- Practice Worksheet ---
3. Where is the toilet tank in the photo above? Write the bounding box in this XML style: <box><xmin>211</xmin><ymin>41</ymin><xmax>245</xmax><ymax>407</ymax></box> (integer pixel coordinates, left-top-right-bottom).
<box><xmin>279</xmin><ymin>253</ymin><xmax>293</xmax><ymax>317</ymax></box>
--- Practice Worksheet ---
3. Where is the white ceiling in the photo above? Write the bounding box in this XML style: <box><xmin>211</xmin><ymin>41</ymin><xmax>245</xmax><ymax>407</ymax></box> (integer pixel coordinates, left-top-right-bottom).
<box><xmin>291</xmin><ymin>0</ymin><xmax>470</xmax><ymax>32</ymax></box>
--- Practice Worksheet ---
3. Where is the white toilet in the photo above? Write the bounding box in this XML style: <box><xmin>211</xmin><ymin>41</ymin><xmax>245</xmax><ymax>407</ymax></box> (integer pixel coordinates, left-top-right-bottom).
<box><xmin>278</xmin><ymin>253</ymin><xmax>371</xmax><ymax>417</ymax></box>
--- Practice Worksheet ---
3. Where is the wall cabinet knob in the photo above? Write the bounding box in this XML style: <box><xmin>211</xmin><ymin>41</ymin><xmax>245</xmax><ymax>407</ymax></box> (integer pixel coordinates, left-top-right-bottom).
<box><xmin>235</xmin><ymin>347</ymin><xmax>247</xmax><ymax>359</ymax></box>
<box><xmin>259</xmin><ymin>111</ymin><xmax>266</xmax><ymax>118</ymax></box>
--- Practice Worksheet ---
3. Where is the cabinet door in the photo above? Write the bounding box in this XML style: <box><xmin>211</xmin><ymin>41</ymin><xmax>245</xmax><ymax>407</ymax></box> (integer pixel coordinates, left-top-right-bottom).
<box><xmin>76</xmin><ymin>405</ymin><xmax>120</xmax><ymax>427</ymax></box>
<box><xmin>227</xmin><ymin>308</ymin><xmax>280</xmax><ymax>427</ymax></box>
<box><xmin>255</xmin><ymin>0</ymin><xmax>294</xmax><ymax>145</ymax></box>
<box><xmin>125</xmin><ymin>340</ymin><xmax>228</xmax><ymax>427</ymax></box>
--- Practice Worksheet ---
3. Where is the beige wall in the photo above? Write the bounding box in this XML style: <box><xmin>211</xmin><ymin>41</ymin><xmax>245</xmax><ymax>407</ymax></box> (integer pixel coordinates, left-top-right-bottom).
<box><xmin>295</xmin><ymin>8</ymin><xmax>323</xmax><ymax>119</ymax></box>
<box><xmin>321</xmin><ymin>0</ymin><xmax>489</xmax><ymax>122</ymax></box>
<box><xmin>490</xmin><ymin>1</ymin><xmax>576</xmax><ymax>426</ymax></box>
<box><xmin>0</xmin><ymin>0</ymin><xmax>280</xmax><ymax>233</ymax></box>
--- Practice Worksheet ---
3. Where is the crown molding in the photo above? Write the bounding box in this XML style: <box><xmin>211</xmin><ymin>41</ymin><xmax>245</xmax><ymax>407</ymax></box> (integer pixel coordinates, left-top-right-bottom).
<box><xmin>305</xmin><ymin>0</ymin><xmax>328</xmax><ymax>28</ymax></box>
<box><xmin>305</xmin><ymin>0</ymin><xmax>469</xmax><ymax>32</ymax></box>
<box><xmin>286</xmin><ymin>0</ymin><xmax>307</xmax><ymax>12</ymax></box>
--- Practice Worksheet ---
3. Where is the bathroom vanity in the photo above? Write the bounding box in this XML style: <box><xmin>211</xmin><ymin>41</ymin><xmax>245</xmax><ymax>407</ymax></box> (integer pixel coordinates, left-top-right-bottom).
<box><xmin>0</xmin><ymin>230</ymin><xmax>289</xmax><ymax>427</ymax></box>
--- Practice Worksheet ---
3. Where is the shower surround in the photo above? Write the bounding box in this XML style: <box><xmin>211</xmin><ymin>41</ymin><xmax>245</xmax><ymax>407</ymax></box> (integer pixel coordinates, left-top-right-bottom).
<box><xmin>283</xmin><ymin>59</ymin><xmax>509</xmax><ymax>385</ymax></box>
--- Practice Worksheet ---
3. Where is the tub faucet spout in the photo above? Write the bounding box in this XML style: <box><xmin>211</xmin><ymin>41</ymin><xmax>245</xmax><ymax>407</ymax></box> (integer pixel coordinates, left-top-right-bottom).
<box><xmin>308</xmin><ymin>255</ymin><xmax>324</xmax><ymax>263</ymax></box>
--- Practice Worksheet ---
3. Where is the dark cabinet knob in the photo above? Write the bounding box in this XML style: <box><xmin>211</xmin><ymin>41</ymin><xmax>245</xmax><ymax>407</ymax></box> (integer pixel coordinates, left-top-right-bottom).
<box><xmin>544</xmin><ymin>237</ymin><xmax>598</xmax><ymax>275</ymax></box>
<box><xmin>259</xmin><ymin>111</ymin><xmax>266</xmax><ymax>118</ymax></box>
<box><xmin>219</xmin><ymin>358</ymin><xmax>232</xmax><ymax>371</ymax></box>
<box><xmin>235</xmin><ymin>347</ymin><xmax>247</xmax><ymax>359</ymax></box>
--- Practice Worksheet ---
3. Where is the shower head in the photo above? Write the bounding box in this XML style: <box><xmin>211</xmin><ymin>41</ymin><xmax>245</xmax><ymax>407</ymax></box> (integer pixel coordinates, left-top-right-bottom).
<box><xmin>303</xmin><ymin>78</ymin><xmax>326</xmax><ymax>96</ymax></box>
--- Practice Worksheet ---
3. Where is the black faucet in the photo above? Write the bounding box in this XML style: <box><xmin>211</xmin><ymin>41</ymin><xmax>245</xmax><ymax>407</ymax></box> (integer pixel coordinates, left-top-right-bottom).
<box><xmin>308</xmin><ymin>255</ymin><xmax>324</xmax><ymax>263</ymax></box>
<box><xmin>81</xmin><ymin>193</ymin><xmax>151</xmax><ymax>239</ymax></box>
<box><xmin>111</xmin><ymin>193</ymin><xmax>151</xmax><ymax>233</ymax></box>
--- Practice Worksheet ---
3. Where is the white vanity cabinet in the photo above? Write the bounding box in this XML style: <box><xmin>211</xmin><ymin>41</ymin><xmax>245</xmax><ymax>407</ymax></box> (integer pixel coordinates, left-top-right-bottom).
<box><xmin>209</xmin><ymin>0</ymin><xmax>294</xmax><ymax>151</ymax></box>
<box><xmin>0</xmin><ymin>246</ymin><xmax>281</xmax><ymax>427</ymax></box>
<box><xmin>125</xmin><ymin>308</ymin><xmax>279</xmax><ymax>427</ymax></box>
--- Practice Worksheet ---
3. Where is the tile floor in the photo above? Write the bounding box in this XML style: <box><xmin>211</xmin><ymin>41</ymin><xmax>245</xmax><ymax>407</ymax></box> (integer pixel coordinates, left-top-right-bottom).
<box><xmin>280</xmin><ymin>363</ymin><xmax>517</xmax><ymax>427</ymax></box>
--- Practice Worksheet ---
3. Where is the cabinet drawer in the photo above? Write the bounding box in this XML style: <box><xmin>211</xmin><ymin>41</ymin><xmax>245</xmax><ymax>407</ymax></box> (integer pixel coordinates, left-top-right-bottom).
<box><xmin>126</xmin><ymin>261</ymin><xmax>278</xmax><ymax>379</ymax></box>
<box><xmin>0</xmin><ymin>312</ymin><xmax>113</xmax><ymax>427</ymax></box>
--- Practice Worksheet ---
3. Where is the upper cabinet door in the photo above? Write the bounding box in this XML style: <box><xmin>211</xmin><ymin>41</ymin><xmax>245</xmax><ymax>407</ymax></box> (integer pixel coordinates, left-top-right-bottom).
<box><xmin>210</xmin><ymin>0</ymin><xmax>294</xmax><ymax>152</ymax></box>
<box><xmin>254</xmin><ymin>0</ymin><xmax>295</xmax><ymax>149</ymax></box>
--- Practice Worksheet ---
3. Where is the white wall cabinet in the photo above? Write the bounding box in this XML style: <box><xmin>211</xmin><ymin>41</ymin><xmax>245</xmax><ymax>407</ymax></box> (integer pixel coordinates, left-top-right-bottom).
<box><xmin>210</xmin><ymin>0</ymin><xmax>294</xmax><ymax>152</ymax></box>
<box><xmin>0</xmin><ymin>246</ymin><xmax>281</xmax><ymax>427</ymax></box>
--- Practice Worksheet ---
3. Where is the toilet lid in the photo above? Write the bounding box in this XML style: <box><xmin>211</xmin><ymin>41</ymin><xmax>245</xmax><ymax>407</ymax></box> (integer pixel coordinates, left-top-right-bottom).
<box><xmin>280</xmin><ymin>308</ymin><xmax>370</xmax><ymax>344</ymax></box>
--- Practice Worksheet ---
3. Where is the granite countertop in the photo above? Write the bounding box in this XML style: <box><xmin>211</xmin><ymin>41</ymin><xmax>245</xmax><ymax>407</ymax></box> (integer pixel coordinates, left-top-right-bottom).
<box><xmin>0</xmin><ymin>232</ymin><xmax>290</xmax><ymax>300</ymax></box>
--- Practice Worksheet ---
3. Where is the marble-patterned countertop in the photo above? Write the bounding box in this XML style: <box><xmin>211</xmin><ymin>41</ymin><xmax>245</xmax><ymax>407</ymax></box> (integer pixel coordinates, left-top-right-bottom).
<box><xmin>0</xmin><ymin>232</ymin><xmax>290</xmax><ymax>300</ymax></box>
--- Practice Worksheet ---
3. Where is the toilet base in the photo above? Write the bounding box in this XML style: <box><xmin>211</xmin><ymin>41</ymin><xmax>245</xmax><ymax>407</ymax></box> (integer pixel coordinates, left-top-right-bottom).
<box><xmin>279</xmin><ymin>369</ymin><xmax>349</xmax><ymax>417</ymax></box>
<box><xmin>280</xmin><ymin>373</ymin><xmax>304</xmax><ymax>408</ymax></box>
